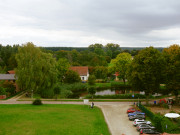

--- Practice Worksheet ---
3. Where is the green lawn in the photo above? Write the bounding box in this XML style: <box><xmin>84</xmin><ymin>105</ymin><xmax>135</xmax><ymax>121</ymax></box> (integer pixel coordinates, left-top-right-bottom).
<box><xmin>0</xmin><ymin>104</ymin><xmax>110</xmax><ymax>135</ymax></box>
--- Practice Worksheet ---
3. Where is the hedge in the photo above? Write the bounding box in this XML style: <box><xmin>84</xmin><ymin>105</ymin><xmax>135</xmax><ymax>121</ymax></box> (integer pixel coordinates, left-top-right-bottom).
<box><xmin>85</xmin><ymin>93</ymin><xmax>147</xmax><ymax>99</ymax></box>
<box><xmin>138</xmin><ymin>104</ymin><xmax>180</xmax><ymax>133</ymax></box>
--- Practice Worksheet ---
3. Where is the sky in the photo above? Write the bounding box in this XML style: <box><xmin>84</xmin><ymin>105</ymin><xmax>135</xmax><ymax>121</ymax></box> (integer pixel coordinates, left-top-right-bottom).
<box><xmin>0</xmin><ymin>0</ymin><xmax>180</xmax><ymax>47</ymax></box>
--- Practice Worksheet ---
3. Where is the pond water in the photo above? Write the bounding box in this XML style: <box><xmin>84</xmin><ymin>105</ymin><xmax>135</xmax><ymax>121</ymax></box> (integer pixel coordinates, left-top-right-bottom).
<box><xmin>95</xmin><ymin>89</ymin><xmax>115</xmax><ymax>95</ymax></box>
<box><xmin>95</xmin><ymin>89</ymin><xmax>130</xmax><ymax>95</ymax></box>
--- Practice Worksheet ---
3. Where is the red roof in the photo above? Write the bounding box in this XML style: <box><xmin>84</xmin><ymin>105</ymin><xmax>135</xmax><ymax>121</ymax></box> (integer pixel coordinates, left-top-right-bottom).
<box><xmin>7</xmin><ymin>70</ymin><xmax>15</xmax><ymax>74</ymax></box>
<box><xmin>70</xmin><ymin>66</ymin><xmax>88</xmax><ymax>76</ymax></box>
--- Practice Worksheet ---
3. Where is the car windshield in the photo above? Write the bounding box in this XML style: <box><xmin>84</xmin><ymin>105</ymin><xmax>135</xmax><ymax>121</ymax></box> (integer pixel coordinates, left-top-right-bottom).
<box><xmin>140</xmin><ymin>125</ymin><xmax>149</xmax><ymax>127</ymax></box>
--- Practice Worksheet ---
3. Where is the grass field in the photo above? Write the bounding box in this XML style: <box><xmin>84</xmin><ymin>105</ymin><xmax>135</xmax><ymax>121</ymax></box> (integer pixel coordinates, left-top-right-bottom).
<box><xmin>0</xmin><ymin>104</ymin><xmax>110</xmax><ymax>135</ymax></box>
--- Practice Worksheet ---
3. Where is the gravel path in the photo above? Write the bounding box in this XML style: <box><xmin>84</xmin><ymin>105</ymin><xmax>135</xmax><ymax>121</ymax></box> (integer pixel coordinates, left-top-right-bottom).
<box><xmin>0</xmin><ymin>98</ymin><xmax>139</xmax><ymax>135</ymax></box>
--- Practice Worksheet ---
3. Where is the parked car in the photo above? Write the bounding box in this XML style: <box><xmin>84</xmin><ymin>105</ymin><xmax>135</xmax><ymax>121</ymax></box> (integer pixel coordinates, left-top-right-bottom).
<box><xmin>137</xmin><ymin>124</ymin><xmax>155</xmax><ymax>131</ymax></box>
<box><xmin>128</xmin><ymin>111</ymin><xmax>145</xmax><ymax>117</ymax></box>
<box><xmin>139</xmin><ymin>129</ymin><xmax>160</xmax><ymax>135</ymax></box>
<box><xmin>129</xmin><ymin>114</ymin><xmax>145</xmax><ymax>121</ymax></box>
<box><xmin>133</xmin><ymin>119</ymin><xmax>151</xmax><ymax>126</ymax></box>
<box><xmin>127</xmin><ymin>108</ymin><xmax>136</xmax><ymax>113</ymax></box>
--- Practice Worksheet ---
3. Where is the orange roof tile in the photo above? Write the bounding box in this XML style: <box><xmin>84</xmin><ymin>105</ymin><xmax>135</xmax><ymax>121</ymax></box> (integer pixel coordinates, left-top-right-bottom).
<box><xmin>70</xmin><ymin>66</ymin><xmax>88</xmax><ymax>76</ymax></box>
<box><xmin>7</xmin><ymin>70</ymin><xmax>15</xmax><ymax>74</ymax></box>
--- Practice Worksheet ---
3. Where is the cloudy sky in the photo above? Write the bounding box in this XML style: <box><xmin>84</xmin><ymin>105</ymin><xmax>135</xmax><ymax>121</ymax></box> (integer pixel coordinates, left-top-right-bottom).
<box><xmin>0</xmin><ymin>0</ymin><xmax>180</xmax><ymax>47</ymax></box>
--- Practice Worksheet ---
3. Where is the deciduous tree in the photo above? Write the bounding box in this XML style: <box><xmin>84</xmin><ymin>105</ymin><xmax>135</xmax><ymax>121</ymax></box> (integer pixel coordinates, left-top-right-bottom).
<box><xmin>110</xmin><ymin>52</ymin><xmax>132</xmax><ymax>84</ymax></box>
<box><xmin>163</xmin><ymin>44</ymin><xmax>180</xmax><ymax>100</ymax></box>
<box><xmin>15</xmin><ymin>42</ymin><xmax>57</xmax><ymax>92</ymax></box>
<box><xmin>56</xmin><ymin>58</ymin><xmax>70</xmax><ymax>83</ymax></box>
<box><xmin>88</xmin><ymin>75</ymin><xmax>96</xmax><ymax>85</ymax></box>
<box><xmin>105</xmin><ymin>43</ymin><xmax>121</xmax><ymax>58</ymax></box>
<box><xmin>128</xmin><ymin>47</ymin><xmax>164</xmax><ymax>105</ymax></box>
<box><xmin>63</xmin><ymin>70</ymin><xmax>81</xmax><ymax>84</ymax></box>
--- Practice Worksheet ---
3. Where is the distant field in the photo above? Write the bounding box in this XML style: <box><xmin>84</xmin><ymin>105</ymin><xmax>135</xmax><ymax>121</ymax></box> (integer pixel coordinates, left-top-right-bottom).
<box><xmin>0</xmin><ymin>104</ymin><xmax>110</xmax><ymax>135</ymax></box>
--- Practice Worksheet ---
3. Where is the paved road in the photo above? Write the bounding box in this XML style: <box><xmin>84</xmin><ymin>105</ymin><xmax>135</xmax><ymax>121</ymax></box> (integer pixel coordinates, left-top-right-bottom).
<box><xmin>0</xmin><ymin>97</ymin><xmax>139</xmax><ymax>135</ymax></box>
<box><xmin>98</xmin><ymin>103</ymin><xmax>139</xmax><ymax>135</ymax></box>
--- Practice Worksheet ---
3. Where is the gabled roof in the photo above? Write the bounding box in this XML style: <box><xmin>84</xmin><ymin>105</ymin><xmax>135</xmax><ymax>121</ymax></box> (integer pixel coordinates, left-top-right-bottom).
<box><xmin>70</xmin><ymin>66</ymin><xmax>88</xmax><ymax>76</ymax></box>
<box><xmin>7</xmin><ymin>70</ymin><xmax>15</xmax><ymax>74</ymax></box>
<box><xmin>0</xmin><ymin>74</ymin><xmax>16</xmax><ymax>80</ymax></box>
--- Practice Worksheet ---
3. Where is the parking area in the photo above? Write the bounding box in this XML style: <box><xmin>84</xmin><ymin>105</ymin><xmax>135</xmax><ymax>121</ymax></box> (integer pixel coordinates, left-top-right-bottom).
<box><xmin>98</xmin><ymin>103</ymin><xmax>139</xmax><ymax>135</ymax></box>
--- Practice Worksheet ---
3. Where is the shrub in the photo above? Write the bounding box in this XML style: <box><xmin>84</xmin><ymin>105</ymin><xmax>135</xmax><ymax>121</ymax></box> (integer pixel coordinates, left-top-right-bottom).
<box><xmin>84</xmin><ymin>93</ymin><xmax>147</xmax><ymax>99</ymax></box>
<box><xmin>153</xmin><ymin>115</ymin><xmax>163</xmax><ymax>132</ymax></box>
<box><xmin>40</xmin><ymin>88</ymin><xmax>54</xmax><ymax>98</ymax></box>
<box><xmin>0</xmin><ymin>87</ymin><xmax>6</xmax><ymax>95</ymax></box>
<box><xmin>2</xmin><ymin>81</ymin><xmax>16</xmax><ymax>95</ymax></box>
<box><xmin>88</xmin><ymin>86</ymin><xmax>96</xmax><ymax>99</ymax></box>
<box><xmin>60</xmin><ymin>83</ymin><xmax>87</xmax><ymax>98</ymax></box>
<box><xmin>32</xmin><ymin>99</ymin><xmax>42</xmax><ymax>105</ymax></box>
<box><xmin>88</xmin><ymin>75</ymin><xmax>96</xmax><ymax>85</ymax></box>
<box><xmin>64</xmin><ymin>70</ymin><xmax>81</xmax><ymax>84</ymax></box>
<box><xmin>138</xmin><ymin>104</ymin><xmax>180</xmax><ymax>133</ymax></box>
<box><xmin>162</xmin><ymin>103</ymin><xmax>169</xmax><ymax>109</ymax></box>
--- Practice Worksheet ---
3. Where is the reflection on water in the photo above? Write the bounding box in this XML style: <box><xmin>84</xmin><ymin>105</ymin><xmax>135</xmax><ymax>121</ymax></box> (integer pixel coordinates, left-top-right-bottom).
<box><xmin>95</xmin><ymin>89</ymin><xmax>131</xmax><ymax>95</ymax></box>
<box><xmin>95</xmin><ymin>89</ymin><xmax>115</xmax><ymax>95</ymax></box>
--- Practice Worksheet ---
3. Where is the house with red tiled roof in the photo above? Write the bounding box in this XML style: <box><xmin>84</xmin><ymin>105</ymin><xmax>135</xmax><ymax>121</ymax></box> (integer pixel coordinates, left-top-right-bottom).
<box><xmin>70</xmin><ymin>66</ymin><xmax>89</xmax><ymax>81</ymax></box>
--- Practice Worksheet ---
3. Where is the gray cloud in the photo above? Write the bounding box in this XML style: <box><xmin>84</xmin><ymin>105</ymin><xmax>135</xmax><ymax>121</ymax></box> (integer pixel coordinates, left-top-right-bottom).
<box><xmin>0</xmin><ymin>0</ymin><xmax>180</xmax><ymax>47</ymax></box>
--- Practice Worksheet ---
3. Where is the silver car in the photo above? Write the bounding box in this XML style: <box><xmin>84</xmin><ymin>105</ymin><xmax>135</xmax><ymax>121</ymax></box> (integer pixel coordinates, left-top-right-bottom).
<box><xmin>136</xmin><ymin>124</ymin><xmax>155</xmax><ymax>131</ymax></box>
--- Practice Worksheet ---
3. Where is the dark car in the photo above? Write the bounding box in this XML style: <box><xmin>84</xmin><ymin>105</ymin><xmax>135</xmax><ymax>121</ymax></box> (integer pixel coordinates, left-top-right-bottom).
<box><xmin>137</xmin><ymin>124</ymin><xmax>155</xmax><ymax>131</ymax></box>
<box><xmin>129</xmin><ymin>114</ymin><xmax>145</xmax><ymax>121</ymax></box>
<box><xmin>139</xmin><ymin>129</ymin><xmax>160</xmax><ymax>135</ymax></box>
<box><xmin>128</xmin><ymin>111</ymin><xmax>145</xmax><ymax>117</ymax></box>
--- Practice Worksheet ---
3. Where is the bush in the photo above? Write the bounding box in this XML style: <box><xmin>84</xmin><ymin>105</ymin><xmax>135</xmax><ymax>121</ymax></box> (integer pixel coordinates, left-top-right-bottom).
<box><xmin>60</xmin><ymin>83</ymin><xmax>87</xmax><ymax>98</ymax></box>
<box><xmin>85</xmin><ymin>94</ymin><xmax>145</xmax><ymax>99</ymax></box>
<box><xmin>162</xmin><ymin>103</ymin><xmax>169</xmax><ymax>109</ymax></box>
<box><xmin>88</xmin><ymin>75</ymin><xmax>96</xmax><ymax>85</ymax></box>
<box><xmin>84</xmin><ymin>93</ymin><xmax>147</xmax><ymax>99</ymax></box>
<box><xmin>2</xmin><ymin>81</ymin><xmax>16</xmax><ymax>95</ymax></box>
<box><xmin>0</xmin><ymin>87</ymin><xmax>6</xmax><ymax>95</ymax></box>
<box><xmin>138</xmin><ymin>104</ymin><xmax>180</xmax><ymax>133</ymax></box>
<box><xmin>40</xmin><ymin>88</ymin><xmax>54</xmax><ymax>98</ymax></box>
<box><xmin>32</xmin><ymin>99</ymin><xmax>42</xmax><ymax>105</ymax></box>
<box><xmin>64</xmin><ymin>70</ymin><xmax>81</xmax><ymax>84</ymax></box>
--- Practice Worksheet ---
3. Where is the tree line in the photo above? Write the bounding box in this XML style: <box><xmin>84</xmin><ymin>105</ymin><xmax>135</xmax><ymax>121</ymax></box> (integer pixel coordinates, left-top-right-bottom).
<box><xmin>0</xmin><ymin>42</ymin><xmax>179</xmax><ymax>102</ymax></box>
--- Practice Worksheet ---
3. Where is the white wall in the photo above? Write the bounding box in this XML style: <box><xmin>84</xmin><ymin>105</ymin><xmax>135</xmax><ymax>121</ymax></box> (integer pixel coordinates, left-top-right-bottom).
<box><xmin>80</xmin><ymin>76</ymin><xmax>88</xmax><ymax>81</ymax></box>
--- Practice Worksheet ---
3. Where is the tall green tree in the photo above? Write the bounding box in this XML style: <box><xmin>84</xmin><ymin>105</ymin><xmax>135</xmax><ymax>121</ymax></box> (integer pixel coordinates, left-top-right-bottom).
<box><xmin>63</xmin><ymin>70</ymin><xmax>81</xmax><ymax>84</ymax></box>
<box><xmin>88</xmin><ymin>86</ymin><xmax>96</xmax><ymax>101</ymax></box>
<box><xmin>128</xmin><ymin>47</ymin><xmax>164</xmax><ymax>105</ymax></box>
<box><xmin>163</xmin><ymin>44</ymin><xmax>180</xmax><ymax>100</ymax></box>
<box><xmin>105</xmin><ymin>43</ymin><xmax>121</xmax><ymax>58</ymax></box>
<box><xmin>88</xmin><ymin>43</ymin><xmax>103</xmax><ymax>52</ymax></box>
<box><xmin>56</xmin><ymin>58</ymin><xmax>70</xmax><ymax>83</ymax></box>
<box><xmin>110</xmin><ymin>52</ymin><xmax>132</xmax><ymax>84</ymax></box>
<box><xmin>93</xmin><ymin>66</ymin><xmax>108</xmax><ymax>80</ymax></box>
<box><xmin>0</xmin><ymin>45</ymin><xmax>19</xmax><ymax>70</ymax></box>
<box><xmin>15</xmin><ymin>42</ymin><xmax>57</xmax><ymax>92</ymax></box>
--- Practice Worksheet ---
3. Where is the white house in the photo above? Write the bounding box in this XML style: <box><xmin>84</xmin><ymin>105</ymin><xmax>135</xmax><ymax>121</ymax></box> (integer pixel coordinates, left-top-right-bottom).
<box><xmin>70</xmin><ymin>66</ymin><xmax>89</xmax><ymax>81</ymax></box>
